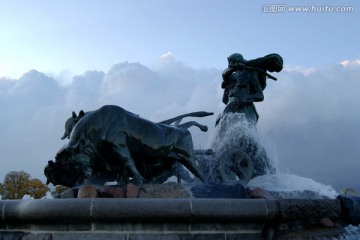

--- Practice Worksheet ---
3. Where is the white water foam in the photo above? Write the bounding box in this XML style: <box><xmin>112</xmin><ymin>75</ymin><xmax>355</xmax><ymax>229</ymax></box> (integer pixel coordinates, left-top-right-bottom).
<box><xmin>247</xmin><ymin>173</ymin><xmax>338</xmax><ymax>199</ymax></box>
<box><xmin>22</xmin><ymin>194</ymin><xmax>34</xmax><ymax>200</ymax></box>
<box><xmin>41</xmin><ymin>191</ymin><xmax>54</xmax><ymax>199</ymax></box>
<box><xmin>209</xmin><ymin>113</ymin><xmax>338</xmax><ymax>199</ymax></box>
<box><xmin>207</xmin><ymin>112</ymin><xmax>258</xmax><ymax>152</ymax></box>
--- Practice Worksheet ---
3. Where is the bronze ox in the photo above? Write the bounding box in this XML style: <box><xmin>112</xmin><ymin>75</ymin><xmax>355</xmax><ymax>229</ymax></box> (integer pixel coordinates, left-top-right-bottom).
<box><xmin>45</xmin><ymin>105</ymin><xmax>211</xmax><ymax>187</ymax></box>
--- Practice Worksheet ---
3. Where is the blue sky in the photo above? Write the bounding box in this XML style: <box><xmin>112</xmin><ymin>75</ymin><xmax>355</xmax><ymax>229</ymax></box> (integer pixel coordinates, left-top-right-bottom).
<box><xmin>0</xmin><ymin>1</ymin><xmax>359</xmax><ymax>193</ymax></box>
<box><xmin>1</xmin><ymin>0</ymin><xmax>359</xmax><ymax>77</ymax></box>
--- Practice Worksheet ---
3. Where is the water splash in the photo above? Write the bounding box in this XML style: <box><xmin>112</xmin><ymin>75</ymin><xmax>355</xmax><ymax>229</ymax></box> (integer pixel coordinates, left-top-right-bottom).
<box><xmin>338</xmin><ymin>226</ymin><xmax>360</xmax><ymax>240</ymax></box>
<box><xmin>202</xmin><ymin>112</ymin><xmax>276</xmax><ymax>184</ymax></box>
<box><xmin>22</xmin><ymin>194</ymin><xmax>34</xmax><ymax>200</ymax></box>
<box><xmin>207</xmin><ymin>112</ymin><xmax>340</xmax><ymax>200</ymax></box>
<box><xmin>208</xmin><ymin>112</ymin><xmax>258</xmax><ymax>153</ymax></box>
<box><xmin>247</xmin><ymin>173</ymin><xmax>338</xmax><ymax>199</ymax></box>
<box><xmin>41</xmin><ymin>191</ymin><xmax>54</xmax><ymax>199</ymax></box>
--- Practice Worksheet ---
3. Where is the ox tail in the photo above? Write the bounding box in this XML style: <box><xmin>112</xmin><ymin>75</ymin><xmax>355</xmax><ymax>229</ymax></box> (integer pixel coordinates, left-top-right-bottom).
<box><xmin>177</xmin><ymin>121</ymin><xmax>208</xmax><ymax>132</ymax></box>
<box><xmin>159</xmin><ymin>111</ymin><xmax>213</xmax><ymax>125</ymax></box>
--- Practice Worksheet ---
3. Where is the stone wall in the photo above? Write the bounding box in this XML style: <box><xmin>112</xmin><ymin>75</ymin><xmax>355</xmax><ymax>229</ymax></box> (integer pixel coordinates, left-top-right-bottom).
<box><xmin>0</xmin><ymin>198</ymin><xmax>349</xmax><ymax>239</ymax></box>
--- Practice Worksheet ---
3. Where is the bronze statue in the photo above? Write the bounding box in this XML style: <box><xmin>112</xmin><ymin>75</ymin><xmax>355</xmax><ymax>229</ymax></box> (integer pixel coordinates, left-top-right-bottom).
<box><xmin>208</xmin><ymin>53</ymin><xmax>283</xmax><ymax>185</ymax></box>
<box><xmin>46</xmin><ymin>53</ymin><xmax>283</xmax><ymax>188</ymax></box>
<box><xmin>61</xmin><ymin>110</ymin><xmax>212</xmax><ymax>140</ymax></box>
<box><xmin>45</xmin><ymin>105</ymin><xmax>212</xmax><ymax>187</ymax></box>
<box><xmin>220</xmin><ymin>53</ymin><xmax>283</xmax><ymax>124</ymax></box>
<box><xmin>61</xmin><ymin>110</ymin><xmax>86</xmax><ymax>140</ymax></box>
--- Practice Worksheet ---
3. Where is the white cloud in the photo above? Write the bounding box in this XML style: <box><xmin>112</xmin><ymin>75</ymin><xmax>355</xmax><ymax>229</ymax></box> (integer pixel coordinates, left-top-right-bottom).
<box><xmin>284</xmin><ymin>64</ymin><xmax>316</xmax><ymax>76</ymax></box>
<box><xmin>160</xmin><ymin>51</ymin><xmax>172</xmax><ymax>59</ymax></box>
<box><xmin>0</xmin><ymin>58</ymin><xmax>359</xmax><ymax>192</ymax></box>
<box><xmin>0</xmin><ymin>78</ymin><xmax>15</xmax><ymax>95</ymax></box>
<box><xmin>257</xmin><ymin>62</ymin><xmax>360</xmax><ymax>190</ymax></box>
<box><xmin>65</xmin><ymin>70</ymin><xmax>104</xmax><ymax>109</ymax></box>
<box><xmin>340</xmin><ymin>59</ymin><xmax>360</xmax><ymax>68</ymax></box>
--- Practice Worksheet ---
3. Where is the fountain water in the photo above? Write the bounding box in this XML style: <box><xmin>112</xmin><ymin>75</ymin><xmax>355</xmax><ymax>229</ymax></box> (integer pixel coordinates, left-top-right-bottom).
<box><xmin>196</xmin><ymin>112</ymin><xmax>276</xmax><ymax>186</ymax></box>
<box><xmin>247</xmin><ymin>173</ymin><xmax>338</xmax><ymax>199</ymax></box>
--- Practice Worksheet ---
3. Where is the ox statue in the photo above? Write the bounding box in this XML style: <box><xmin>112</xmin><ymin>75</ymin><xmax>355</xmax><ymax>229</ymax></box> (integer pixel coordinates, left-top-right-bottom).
<box><xmin>45</xmin><ymin>105</ymin><xmax>212</xmax><ymax>187</ymax></box>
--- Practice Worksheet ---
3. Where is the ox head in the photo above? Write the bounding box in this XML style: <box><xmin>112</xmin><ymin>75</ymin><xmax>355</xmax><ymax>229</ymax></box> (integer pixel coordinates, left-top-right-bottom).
<box><xmin>44</xmin><ymin>160</ymin><xmax>81</xmax><ymax>187</ymax></box>
<box><xmin>47</xmin><ymin>141</ymin><xmax>94</xmax><ymax>185</ymax></box>
<box><xmin>61</xmin><ymin>110</ymin><xmax>85</xmax><ymax>140</ymax></box>
<box><xmin>44</xmin><ymin>143</ymin><xmax>89</xmax><ymax>187</ymax></box>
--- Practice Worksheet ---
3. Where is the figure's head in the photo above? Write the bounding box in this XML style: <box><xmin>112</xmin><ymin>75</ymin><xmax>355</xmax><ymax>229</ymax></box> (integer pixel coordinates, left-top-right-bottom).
<box><xmin>61</xmin><ymin>110</ymin><xmax>85</xmax><ymax>140</ymax></box>
<box><xmin>44</xmin><ymin>160</ymin><xmax>81</xmax><ymax>187</ymax></box>
<box><xmin>227</xmin><ymin>53</ymin><xmax>247</xmax><ymax>68</ymax></box>
<box><xmin>262</xmin><ymin>53</ymin><xmax>283</xmax><ymax>72</ymax></box>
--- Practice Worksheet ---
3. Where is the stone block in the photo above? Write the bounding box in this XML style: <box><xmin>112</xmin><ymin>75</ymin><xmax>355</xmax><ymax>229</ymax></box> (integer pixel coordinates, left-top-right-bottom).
<box><xmin>98</xmin><ymin>186</ymin><xmax>125</xmax><ymax>198</ymax></box>
<box><xmin>190</xmin><ymin>222</ymin><xmax>262</xmax><ymax>232</ymax></box>
<box><xmin>128</xmin><ymin>233</ymin><xmax>182</xmax><ymax>240</ymax></box>
<box><xmin>22</xmin><ymin>232</ymin><xmax>53</xmax><ymax>240</ymax></box>
<box><xmin>249</xmin><ymin>187</ymin><xmax>275</xmax><ymax>199</ymax></box>
<box><xmin>92</xmin><ymin>198</ymin><xmax>191</xmax><ymax>222</ymax></box>
<box><xmin>0</xmin><ymin>231</ymin><xmax>25</xmax><ymax>240</ymax></box>
<box><xmin>128</xmin><ymin>233</ymin><xmax>226</xmax><ymax>240</ymax></box>
<box><xmin>276</xmin><ymin>227</ymin><xmax>347</xmax><ymax>240</ymax></box>
<box><xmin>5</xmin><ymin>223</ymin><xmax>32</xmax><ymax>230</ymax></box>
<box><xmin>93</xmin><ymin>222</ymin><xmax>189</xmax><ymax>232</ymax></box>
<box><xmin>226</xmin><ymin>233</ymin><xmax>262</xmax><ymax>240</ymax></box>
<box><xmin>138</xmin><ymin>183</ymin><xmax>189</xmax><ymax>198</ymax></box>
<box><xmin>60</xmin><ymin>189</ymin><xmax>76</xmax><ymax>198</ymax></box>
<box><xmin>78</xmin><ymin>185</ymin><xmax>98</xmax><ymax>198</ymax></box>
<box><xmin>190</xmin><ymin>183</ymin><xmax>248</xmax><ymax>198</ymax></box>
<box><xmin>271</xmin><ymin>190</ymin><xmax>323</xmax><ymax>199</ymax></box>
<box><xmin>4</xmin><ymin>199</ymin><xmax>93</xmax><ymax>225</ymax></box>
<box><xmin>180</xmin><ymin>234</ymin><xmax>226</xmax><ymax>240</ymax></box>
<box><xmin>189</xmin><ymin>234</ymin><xmax>225</xmax><ymax>240</ymax></box>
<box><xmin>126</xmin><ymin>183</ymin><xmax>139</xmax><ymax>198</ymax></box>
<box><xmin>0</xmin><ymin>201</ymin><xmax>5</xmax><ymax>224</ymax></box>
<box><xmin>278</xmin><ymin>199</ymin><xmax>342</xmax><ymax>221</ymax></box>
<box><xmin>190</xmin><ymin>199</ymin><xmax>268</xmax><ymax>223</ymax></box>
<box><xmin>338</xmin><ymin>195</ymin><xmax>360</xmax><ymax>226</ymax></box>
<box><xmin>29</xmin><ymin>222</ymin><xmax>91</xmax><ymax>231</ymax></box>
<box><xmin>52</xmin><ymin>232</ymin><xmax>127</xmax><ymax>240</ymax></box>
<box><xmin>319</xmin><ymin>218</ymin><xmax>334</xmax><ymax>228</ymax></box>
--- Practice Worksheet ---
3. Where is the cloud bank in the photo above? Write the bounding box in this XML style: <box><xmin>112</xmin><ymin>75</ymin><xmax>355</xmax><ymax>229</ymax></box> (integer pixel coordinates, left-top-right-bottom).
<box><xmin>257</xmin><ymin>62</ymin><xmax>360</xmax><ymax>190</ymax></box>
<box><xmin>0</xmin><ymin>55</ymin><xmax>359</xmax><ymax>192</ymax></box>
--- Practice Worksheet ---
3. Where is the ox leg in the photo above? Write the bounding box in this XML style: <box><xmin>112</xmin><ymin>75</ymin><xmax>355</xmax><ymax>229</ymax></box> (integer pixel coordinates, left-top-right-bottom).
<box><xmin>171</xmin><ymin>153</ymin><xmax>205</xmax><ymax>182</ymax></box>
<box><xmin>113</xmin><ymin>147</ymin><xmax>145</xmax><ymax>185</ymax></box>
<box><xmin>173</xmin><ymin>162</ymin><xmax>194</xmax><ymax>183</ymax></box>
<box><xmin>147</xmin><ymin>168</ymin><xmax>174</xmax><ymax>184</ymax></box>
